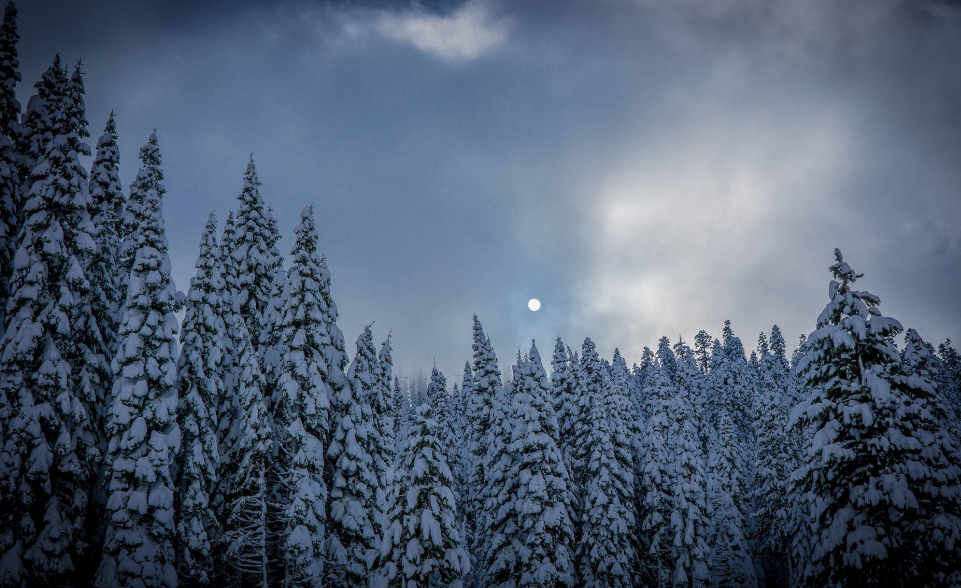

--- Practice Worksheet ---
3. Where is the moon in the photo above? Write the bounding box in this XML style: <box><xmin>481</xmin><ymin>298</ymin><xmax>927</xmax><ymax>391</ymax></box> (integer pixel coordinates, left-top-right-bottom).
<box><xmin>528</xmin><ymin>298</ymin><xmax>541</xmax><ymax>312</ymax></box>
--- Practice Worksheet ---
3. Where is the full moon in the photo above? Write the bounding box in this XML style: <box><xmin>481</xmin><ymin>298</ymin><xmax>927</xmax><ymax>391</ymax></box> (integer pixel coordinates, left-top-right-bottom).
<box><xmin>528</xmin><ymin>298</ymin><xmax>541</xmax><ymax>312</ymax></box>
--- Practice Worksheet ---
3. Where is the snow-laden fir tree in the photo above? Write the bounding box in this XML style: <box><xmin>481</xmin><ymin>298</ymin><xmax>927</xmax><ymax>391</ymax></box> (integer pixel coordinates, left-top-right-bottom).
<box><xmin>427</xmin><ymin>366</ymin><xmax>457</xmax><ymax>458</ymax></box>
<box><xmin>230</xmin><ymin>156</ymin><xmax>282</xmax><ymax>353</ymax></box>
<box><xmin>86</xmin><ymin>113</ymin><xmax>125</xmax><ymax>359</ymax></box>
<box><xmin>173</xmin><ymin>211</ymin><xmax>225</xmax><ymax>586</ymax></box>
<box><xmin>613</xmin><ymin>348</ymin><xmax>646</xmax><ymax>580</ymax></box>
<box><xmin>719</xmin><ymin>321</ymin><xmax>754</xmax><ymax>444</ymax></box>
<box><xmin>259</xmin><ymin>266</ymin><xmax>288</xmax><ymax>401</ymax></box>
<box><xmin>507</xmin><ymin>341</ymin><xmax>575</xmax><ymax>587</ymax></box>
<box><xmin>0</xmin><ymin>57</ymin><xmax>103</xmax><ymax>588</ymax></box>
<box><xmin>271</xmin><ymin>206</ymin><xmax>346</xmax><ymax>588</ymax></box>
<box><xmin>326</xmin><ymin>327</ymin><xmax>379</xmax><ymax>588</ymax></box>
<box><xmin>642</xmin><ymin>362</ymin><xmax>677</xmax><ymax>587</ymax></box>
<box><xmin>373</xmin><ymin>336</ymin><xmax>396</xmax><ymax>529</ymax></box>
<box><xmin>17</xmin><ymin>53</ymin><xmax>62</xmax><ymax>203</ymax></box>
<box><xmin>96</xmin><ymin>132</ymin><xmax>181</xmax><ymax>588</ymax></box>
<box><xmin>936</xmin><ymin>340</ymin><xmax>961</xmax><ymax>447</ymax></box>
<box><xmin>577</xmin><ymin>339</ymin><xmax>636</xmax><ymax>588</ymax></box>
<box><xmin>375</xmin><ymin>403</ymin><xmax>470</xmax><ymax>588</ymax></box>
<box><xmin>792</xmin><ymin>249</ymin><xmax>961</xmax><ymax>587</ymax></box>
<box><xmin>0</xmin><ymin>0</ymin><xmax>20</xmax><ymax>336</ymax></box>
<box><xmin>393</xmin><ymin>375</ymin><xmax>411</xmax><ymax>454</ymax></box>
<box><xmin>656</xmin><ymin>336</ymin><xmax>678</xmax><ymax>382</ymax></box>
<box><xmin>749</xmin><ymin>325</ymin><xmax>793</xmax><ymax>586</ymax></box>
<box><xmin>550</xmin><ymin>339</ymin><xmax>578</xmax><ymax>482</ymax></box>
<box><xmin>118</xmin><ymin>130</ymin><xmax>164</xmax><ymax>304</ymax></box>
<box><xmin>219</xmin><ymin>310</ymin><xmax>272</xmax><ymax>588</ymax></box>
<box><xmin>667</xmin><ymin>343</ymin><xmax>711</xmax><ymax>588</ymax></box>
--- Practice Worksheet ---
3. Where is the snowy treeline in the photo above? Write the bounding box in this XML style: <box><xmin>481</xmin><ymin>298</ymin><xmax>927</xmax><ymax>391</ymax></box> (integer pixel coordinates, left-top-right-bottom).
<box><xmin>1</xmin><ymin>6</ymin><xmax>961</xmax><ymax>588</ymax></box>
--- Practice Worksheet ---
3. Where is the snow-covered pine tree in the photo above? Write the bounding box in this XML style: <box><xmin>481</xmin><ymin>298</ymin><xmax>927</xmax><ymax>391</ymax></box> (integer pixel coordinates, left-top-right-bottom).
<box><xmin>229</xmin><ymin>156</ymin><xmax>283</xmax><ymax>354</ymax></box>
<box><xmin>393</xmin><ymin>375</ymin><xmax>411</xmax><ymax>453</ymax></box>
<box><xmin>694</xmin><ymin>331</ymin><xmax>712</xmax><ymax>375</ymax></box>
<box><xmin>936</xmin><ymin>340</ymin><xmax>961</xmax><ymax>444</ymax></box>
<box><xmin>668</xmin><ymin>343</ymin><xmax>712</xmax><ymax>588</ymax></box>
<box><xmin>259</xmin><ymin>266</ymin><xmax>288</xmax><ymax>402</ymax></box>
<box><xmin>642</xmin><ymin>362</ymin><xmax>676</xmax><ymax>587</ymax></box>
<box><xmin>96</xmin><ymin>132</ymin><xmax>181</xmax><ymax>588</ymax></box>
<box><xmin>656</xmin><ymin>336</ymin><xmax>678</xmax><ymax>382</ymax></box>
<box><xmin>86</xmin><ymin>113</ymin><xmax>124</xmax><ymax>359</ymax></box>
<box><xmin>427</xmin><ymin>366</ymin><xmax>457</xmax><ymax>461</ymax></box>
<box><xmin>376</xmin><ymin>403</ymin><xmax>470</xmax><ymax>588</ymax></box>
<box><xmin>792</xmin><ymin>249</ymin><xmax>961</xmax><ymax>587</ymax></box>
<box><xmin>719</xmin><ymin>321</ymin><xmax>754</xmax><ymax>444</ymax></box>
<box><xmin>173</xmin><ymin>212</ymin><xmax>226</xmax><ymax>587</ymax></box>
<box><xmin>550</xmin><ymin>339</ymin><xmax>579</xmax><ymax>482</ymax></box>
<box><xmin>373</xmin><ymin>336</ymin><xmax>396</xmax><ymax>529</ymax></box>
<box><xmin>508</xmin><ymin>341</ymin><xmax>575</xmax><ymax>587</ymax></box>
<box><xmin>0</xmin><ymin>0</ymin><xmax>20</xmax><ymax>336</ymax></box>
<box><xmin>577</xmin><ymin>340</ymin><xmax>636</xmax><ymax>588</ymax></box>
<box><xmin>219</xmin><ymin>311</ymin><xmax>272</xmax><ymax>588</ymax></box>
<box><xmin>0</xmin><ymin>57</ymin><xmax>105</xmax><ymax>587</ymax></box>
<box><xmin>749</xmin><ymin>325</ymin><xmax>793</xmax><ymax>586</ymax></box>
<box><xmin>17</xmin><ymin>53</ymin><xmax>62</xmax><ymax>206</ymax></box>
<box><xmin>478</xmin><ymin>339</ymin><xmax>516</xmax><ymax>588</ymax></box>
<box><xmin>326</xmin><ymin>326</ymin><xmax>379</xmax><ymax>588</ymax></box>
<box><xmin>270</xmin><ymin>206</ymin><xmax>346</xmax><ymax>587</ymax></box>
<box><xmin>118</xmin><ymin>131</ymin><xmax>164</xmax><ymax>304</ymax></box>
<box><xmin>613</xmin><ymin>348</ymin><xmax>646</xmax><ymax>581</ymax></box>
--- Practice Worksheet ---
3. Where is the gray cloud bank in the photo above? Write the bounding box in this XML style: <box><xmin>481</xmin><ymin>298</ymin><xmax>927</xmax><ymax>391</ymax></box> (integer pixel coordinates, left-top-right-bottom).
<box><xmin>17</xmin><ymin>0</ymin><xmax>961</xmax><ymax>377</ymax></box>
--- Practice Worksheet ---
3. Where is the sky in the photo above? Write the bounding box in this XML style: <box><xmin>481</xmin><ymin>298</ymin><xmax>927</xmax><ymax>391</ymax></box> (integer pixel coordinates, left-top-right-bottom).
<box><xmin>17</xmin><ymin>0</ymin><xmax>961</xmax><ymax>381</ymax></box>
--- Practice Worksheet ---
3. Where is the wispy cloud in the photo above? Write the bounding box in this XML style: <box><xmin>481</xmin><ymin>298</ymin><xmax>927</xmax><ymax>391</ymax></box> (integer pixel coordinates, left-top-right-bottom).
<box><xmin>343</xmin><ymin>1</ymin><xmax>509</xmax><ymax>62</ymax></box>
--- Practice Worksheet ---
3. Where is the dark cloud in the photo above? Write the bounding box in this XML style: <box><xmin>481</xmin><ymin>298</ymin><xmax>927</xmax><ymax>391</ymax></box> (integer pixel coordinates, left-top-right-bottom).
<box><xmin>16</xmin><ymin>0</ymin><xmax>961</xmax><ymax>378</ymax></box>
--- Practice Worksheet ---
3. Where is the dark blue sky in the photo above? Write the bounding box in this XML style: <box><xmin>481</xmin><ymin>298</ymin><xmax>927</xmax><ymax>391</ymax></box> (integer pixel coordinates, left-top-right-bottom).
<box><xmin>17</xmin><ymin>0</ymin><xmax>961</xmax><ymax>379</ymax></box>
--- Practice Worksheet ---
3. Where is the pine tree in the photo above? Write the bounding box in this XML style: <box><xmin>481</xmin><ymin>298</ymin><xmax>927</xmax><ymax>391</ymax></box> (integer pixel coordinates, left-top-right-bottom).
<box><xmin>693</xmin><ymin>331</ymin><xmax>712</xmax><ymax>375</ymax></box>
<box><xmin>793</xmin><ymin>249</ymin><xmax>961</xmax><ymax>587</ymax></box>
<box><xmin>219</xmin><ymin>311</ymin><xmax>272</xmax><ymax>588</ymax></box>
<box><xmin>272</xmin><ymin>207</ymin><xmax>348</xmax><ymax>588</ymax></box>
<box><xmin>326</xmin><ymin>326</ymin><xmax>379</xmax><ymax>588</ymax></box>
<box><xmin>174</xmin><ymin>212</ymin><xmax>225</xmax><ymax>586</ymax></box>
<box><xmin>96</xmin><ymin>132</ymin><xmax>181</xmax><ymax>588</ymax></box>
<box><xmin>749</xmin><ymin>325</ymin><xmax>793</xmax><ymax>586</ymax></box>
<box><xmin>393</xmin><ymin>376</ymin><xmax>411</xmax><ymax>453</ymax></box>
<box><xmin>509</xmin><ymin>341</ymin><xmax>575</xmax><ymax>587</ymax></box>
<box><xmin>550</xmin><ymin>339</ymin><xmax>578</xmax><ymax>480</ymax></box>
<box><xmin>118</xmin><ymin>130</ymin><xmax>164</xmax><ymax>303</ymax></box>
<box><xmin>642</xmin><ymin>363</ymin><xmax>676</xmax><ymax>587</ymax></box>
<box><xmin>0</xmin><ymin>0</ymin><xmax>20</xmax><ymax>337</ymax></box>
<box><xmin>230</xmin><ymin>156</ymin><xmax>282</xmax><ymax>352</ymax></box>
<box><xmin>376</xmin><ymin>403</ymin><xmax>470</xmax><ymax>588</ymax></box>
<box><xmin>372</xmin><ymin>336</ymin><xmax>396</xmax><ymax>536</ymax></box>
<box><xmin>668</xmin><ymin>344</ymin><xmax>712</xmax><ymax>588</ymax></box>
<box><xmin>577</xmin><ymin>341</ymin><xmax>636</xmax><ymax>588</ymax></box>
<box><xmin>86</xmin><ymin>113</ymin><xmax>125</xmax><ymax>359</ymax></box>
<box><xmin>0</xmin><ymin>57</ymin><xmax>103</xmax><ymax>588</ymax></box>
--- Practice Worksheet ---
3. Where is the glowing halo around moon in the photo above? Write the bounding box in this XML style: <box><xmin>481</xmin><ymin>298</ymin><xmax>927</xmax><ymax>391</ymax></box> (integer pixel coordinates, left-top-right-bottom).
<box><xmin>528</xmin><ymin>298</ymin><xmax>541</xmax><ymax>312</ymax></box>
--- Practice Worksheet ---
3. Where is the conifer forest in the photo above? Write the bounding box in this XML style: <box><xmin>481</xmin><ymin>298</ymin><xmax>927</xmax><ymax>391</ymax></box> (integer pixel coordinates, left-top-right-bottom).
<box><xmin>1</xmin><ymin>2</ymin><xmax>960</xmax><ymax>588</ymax></box>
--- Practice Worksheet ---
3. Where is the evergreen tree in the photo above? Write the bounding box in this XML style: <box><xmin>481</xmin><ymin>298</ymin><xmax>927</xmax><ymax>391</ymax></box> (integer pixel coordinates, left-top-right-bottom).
<box><xmin>477</xmin><ymin>337</ymin><xmax>515</xmax><ymax>588</ymax></box>
<box><xmin>86</xmin><ymin>113</ymin><xmax>125</xmax><ymax>360</ymax></box>
<box><xmin>669</xmin><ymin>344</ymin><xmax>712</xmax><ymax>588</ymax></box>
<box><xmin>749</xmin><ymin>325</ymin><xmax>793</xmax><ymax>586</ymax></box>
<box><xmin>577</xmin><ymin>340</ymin><xmax>636</xmax><ymax>588</ymax></box>
<box><xmin>174</xmin><ymin>212</ymin><xmax>225</xmax><ymax>586</ymax></box>
<box><xmin>510</xmin><ymin>341</ymin><xmax>575</xmax><ymax>587</ymax></box>
<box><xmin>96</xmin><ymin>132</ymin><xmax>181</xmax><ymax>588</ymax></box>
<box><xmin>427</xmin><ymin>366</ymin><xmax>457</xmax><ymax>460</ymax></box>
<box><xmin>0</xmin><ymin>0</ymin><xmax>20</xmax><ymax>336</ymax></box>
<box><xmin>642</xmin><ymin>363</ymin><xmax>676</xmax><ymax>587</ymax></box>
<box><xmin>0</xmin><ymin>58</ymin><xmax>102</xmax><ymax>587</ymax></box>
<box><xmin>693</xmin><ymin>330</ymin><xmax>712</xmax><ymax>375</ymax></box>
<box><xmin>230</xmin><ymin>156</ymin><xmax>282</xmax><ymax>352</ymax></box>
<box><xmin>793</xmin><ymin>249</ymin><xmax>961</xmax><ymax>587</ymax></box>
<box><xmin>393</xmin><ymin>376</ymin><xmax>410</xmax><ymax>453</ymax></box>
<box><xmin>373</xmin><ymin>336</ymin><xmax>396</xmax><ymax>535</ymax></box>
<box><xmin>326</xmin><ymin>327</ymin><xmax>379</xmax><ymax>588</ymax></box>
<box><xmin>376</xmin><ymin>403</ymin><xmax>470</xmax><ymax>588</ymax></box>
<box><xmin>219</xmin><ymin>311</ymin><xmax>272</xmax><ymax>588</ymax></box>
<box><xmin>118</xmin><ymin>131</ymin><xmax>164</xmax><ymax>303</ymax></box>
<box><xmin>273</xmin><ymin>207</ymin><xmax>346</xmax><ymax>588</ymax></box>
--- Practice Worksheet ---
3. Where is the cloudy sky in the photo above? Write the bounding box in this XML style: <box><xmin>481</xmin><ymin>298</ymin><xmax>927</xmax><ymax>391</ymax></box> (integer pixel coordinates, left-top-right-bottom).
<box><xmin>19</xmin><ymin>0</ymin><xmax>961</xmax><ymax>380</ymax></box>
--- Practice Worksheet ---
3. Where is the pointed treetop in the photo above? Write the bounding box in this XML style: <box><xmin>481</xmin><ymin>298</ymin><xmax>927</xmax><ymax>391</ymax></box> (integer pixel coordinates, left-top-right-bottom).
<box><xmin>104</xmin><ymin>110</ymin><xmax>116</xmax><ymax>135</ymax></box>
<box><xmin>769</xmin><ymin>325</ymin><xmax>785</xmax><ymax>357</ymax></box>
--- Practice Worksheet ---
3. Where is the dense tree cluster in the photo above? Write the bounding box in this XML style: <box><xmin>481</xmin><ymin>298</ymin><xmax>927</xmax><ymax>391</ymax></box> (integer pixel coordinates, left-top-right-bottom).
<box><xmin>1</xmin><ymin>6</ymin><xmax>960</xmax><ymax>588</ymax></box>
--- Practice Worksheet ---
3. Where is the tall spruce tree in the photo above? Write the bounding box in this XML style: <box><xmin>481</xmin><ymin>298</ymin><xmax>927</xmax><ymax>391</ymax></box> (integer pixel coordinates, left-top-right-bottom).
<box><xmin>577</xmin><ymin>341</ymin><xmax>636</xmax><ymax>588</ymax></box>
<box><xmin>749</xmin><ymin>325</ymin><xmax>793</xmax><ymax>586</ymax></box>
<box><xmin>326</xmin><ymin>327</ymin><xmax>379</xmax><ymax>588</ymax></box>
<box><xmin>510</xmin><ymin>341</ymin><xmax>575</xmax><ymax>587</ymax></box>
<box><xmin>174</xmin><ymin>212</ymin><xmax>226</xmax><ymax>586</ymax></box>
<box><xmin>230</xmin><ymin>156</ymin><xmax>282</xmax><ymax>353</ymax></box>
<box><xmin>376</xmin><ymin>403</ymin><xmax>471</xmax><ymax>588</ymax></box>
<box><xmin>0</xmin><ymin>0</ymin><xmax>20</xmax><ymax>336</ymax></box>
<box><xmin>97</xmin><ymin>132</ymin><xmax>181</xmax><ymax>588</ymax></box>
<box><xmin>642</xmin><ymin>362</ymin><xmax>676</xmax><ymax>587</ymax></box>
<box><xmin>0</xmin><ymin>57</ymin><xmax>104</xmax><ymax>588</ymax></box>
<box><xmin>792</xmin><ymin>249</ymin><xmax>961</xmax><ymax>587</ymax></box>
